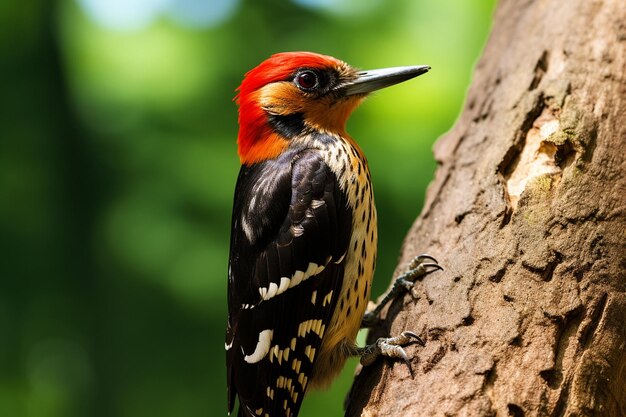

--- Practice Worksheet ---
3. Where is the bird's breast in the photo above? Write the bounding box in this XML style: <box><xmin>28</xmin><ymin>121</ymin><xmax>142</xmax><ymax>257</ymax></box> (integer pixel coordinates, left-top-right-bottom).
<box><xmin>309</xmin><ymin>137</ymin><xmax>378</xmax><ymax>389</ymax></box>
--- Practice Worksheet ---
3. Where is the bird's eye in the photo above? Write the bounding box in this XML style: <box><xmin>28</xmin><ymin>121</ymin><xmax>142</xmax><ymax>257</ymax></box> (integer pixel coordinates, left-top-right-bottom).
<box><xmin>295</xmin><ymin>70</ymin><xmax>319</xmax><ymax>91</ymax></box>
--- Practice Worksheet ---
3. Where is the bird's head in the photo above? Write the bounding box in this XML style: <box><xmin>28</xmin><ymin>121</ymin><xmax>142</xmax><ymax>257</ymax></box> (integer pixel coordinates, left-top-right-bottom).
<box><xmin>235</xmin><ymin>51</ymin><xmax>429</xmax><ymax>165</ymax></box>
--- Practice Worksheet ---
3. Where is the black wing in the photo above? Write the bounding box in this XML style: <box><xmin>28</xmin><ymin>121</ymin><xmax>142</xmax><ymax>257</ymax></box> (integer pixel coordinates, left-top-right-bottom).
<box><xmin>226</xmin><ymin>150</ymin><xmax>352</xmax><ymax>417</ymax></box>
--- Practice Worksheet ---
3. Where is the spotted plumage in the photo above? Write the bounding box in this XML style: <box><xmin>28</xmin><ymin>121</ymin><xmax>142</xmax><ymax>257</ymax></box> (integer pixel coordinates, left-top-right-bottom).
<box><xmin>227</xmin><ymin>52</ymin><xmax>430</xmax><ymax>417</ymax></box>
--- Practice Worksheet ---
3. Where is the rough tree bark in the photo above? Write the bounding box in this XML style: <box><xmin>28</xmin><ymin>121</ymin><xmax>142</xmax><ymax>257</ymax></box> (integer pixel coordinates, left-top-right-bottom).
<box><xmin>346</xmin><ymin>0</ymin><xmax>626</xmax><ymax>416</ymax></box>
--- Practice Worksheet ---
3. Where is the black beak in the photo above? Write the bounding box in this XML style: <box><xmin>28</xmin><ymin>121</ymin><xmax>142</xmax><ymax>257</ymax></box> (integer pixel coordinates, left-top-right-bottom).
<box><xmin>340</xmin><ymin>65</ymin><xmax>430</xmax><ymax>96</ymax></box>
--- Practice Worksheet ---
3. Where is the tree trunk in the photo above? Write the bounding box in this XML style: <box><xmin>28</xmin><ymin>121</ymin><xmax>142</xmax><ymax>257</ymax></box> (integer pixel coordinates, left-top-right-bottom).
<box><xmin>346</xmin><ymin>0</ymin><xmax>626</xmax><ymax>416</ymax></box>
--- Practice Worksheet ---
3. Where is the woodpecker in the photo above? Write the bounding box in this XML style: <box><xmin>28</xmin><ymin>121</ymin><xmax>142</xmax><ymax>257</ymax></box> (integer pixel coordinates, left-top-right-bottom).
<box><xmin>226</xmin><ymin>52</ymin><xmax>438</xmax><ymax>417</ymax></box>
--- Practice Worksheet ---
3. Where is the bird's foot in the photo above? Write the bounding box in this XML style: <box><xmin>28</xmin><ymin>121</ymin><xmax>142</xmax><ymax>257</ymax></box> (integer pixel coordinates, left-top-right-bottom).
<box><xmin>361</xmin><ymin>254</ymin><xmax>443</xmax><ymax>328</ymax></box>
<box><xmin>404</xmin><ymin>254</ymin><xmax>443</xmax><ymax>285</ymax></box>
<box><xmin>356</xmin><ymin>331</ymin><xmax>424</xmax><ymax>376</ymax></box>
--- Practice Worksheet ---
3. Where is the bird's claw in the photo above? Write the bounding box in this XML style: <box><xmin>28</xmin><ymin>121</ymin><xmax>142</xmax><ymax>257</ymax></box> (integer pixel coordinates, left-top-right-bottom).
<box><xmin>393</xmin><ymin>255</ymin><xmax>442</xmax><ymax>298</ymax></box>
<box><xmin>406</xmin><ymin>254</ymin><xmax>444</xmax><ymax>280</ymax></box>
<box><xmin>409</xmin><ymin>254</ymin><xmax>439</xmax><ymax>268</ymax></box>
<box><xmin>401</xmin><ymin>330</ymin><xmax>425</xmax><ymax>346</ymax></box>
<box><xmin>360</xmin><ymin>254</ymin><xmax>443</xmax><ymax>329</ymax></box>
<box><xmin>358</xmin><ymin>331</ymin><xmax>425</xmax><ymax>377</ymax></box>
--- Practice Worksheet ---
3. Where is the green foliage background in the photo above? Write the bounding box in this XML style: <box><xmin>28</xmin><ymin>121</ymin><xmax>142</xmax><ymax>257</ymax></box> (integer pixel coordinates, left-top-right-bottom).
<box><xmin>0</xmin><ymin>0</ymin><xmax>495</xmax><ymax>416</ymax></box>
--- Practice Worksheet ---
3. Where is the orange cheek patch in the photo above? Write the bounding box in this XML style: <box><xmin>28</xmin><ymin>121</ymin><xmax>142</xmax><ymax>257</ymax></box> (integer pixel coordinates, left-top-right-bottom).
<box><xmin>258</xmin><ymin>83</ymin><xmax>307</xmax><ymax>116</ymax></box>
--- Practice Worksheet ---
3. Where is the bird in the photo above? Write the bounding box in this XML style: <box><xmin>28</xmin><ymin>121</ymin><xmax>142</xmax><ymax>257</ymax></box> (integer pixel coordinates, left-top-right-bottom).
<box><xmin>226</xmin><ymin>51</ymin><xmax>438</xmax><ymax>417</ymax></box>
